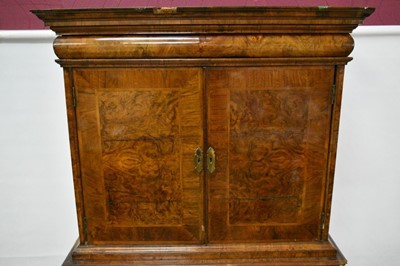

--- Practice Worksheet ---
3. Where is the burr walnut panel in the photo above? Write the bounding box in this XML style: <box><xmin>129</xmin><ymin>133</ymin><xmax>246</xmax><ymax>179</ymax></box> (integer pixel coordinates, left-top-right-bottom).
<box><xmin>103</xmin><ymin>139</ymin><xmax>183</xmax><ymax>226</ymax></box>
<box><xmin>98</xmin><ymin>89</ymin><xmax>180</xmax><ymax>140</ymax></box>
<box><xmin>73</xmin><ymin>68</ymin><xmax>204</xmax><ymax>244</ymax></box>
<box><xmin>207</xmin><ymin>66</ymin><xmax>334</xmax><ymax>242</ymax></box>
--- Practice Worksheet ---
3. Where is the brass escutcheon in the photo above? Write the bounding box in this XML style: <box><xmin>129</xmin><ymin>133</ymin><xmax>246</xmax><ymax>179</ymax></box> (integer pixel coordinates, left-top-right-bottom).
<box><xmin>194</xmin><ymin>147</ymin><xmax>203</xmax><ymax>174</ymax></box>
<box><xmin>207</xmin><ymin>147</ymin><xmax>216</xmax><ymax>174</ymax></box>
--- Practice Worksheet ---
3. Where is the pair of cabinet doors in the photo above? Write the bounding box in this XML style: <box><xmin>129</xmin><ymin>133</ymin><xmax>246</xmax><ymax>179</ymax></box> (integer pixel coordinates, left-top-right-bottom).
<box><xmin>72</xmin><ymin>65</ymin><xmax>335</xmax><ymax>245</ymax></box>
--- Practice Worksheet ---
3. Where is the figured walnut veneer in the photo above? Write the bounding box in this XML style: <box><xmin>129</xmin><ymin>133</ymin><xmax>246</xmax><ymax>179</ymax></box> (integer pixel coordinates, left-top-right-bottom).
<box><xmin>74</xmin><ymin>68</ymin><xmax>204</xmax><ymax>244</ymax></box>
<box><xmin>33</xmin><ymin>6</ymin><xmax>373</xmax><ymax>266</ymax></box>
<box><xmin>207</xmin><ymin>67</ymin><xmax>333</xmax><ymax>243</ymax></box>
<box><xmin>52</xmin><ymin>34</ymin><xmax>355</xmax><ymax>59</ymax></box>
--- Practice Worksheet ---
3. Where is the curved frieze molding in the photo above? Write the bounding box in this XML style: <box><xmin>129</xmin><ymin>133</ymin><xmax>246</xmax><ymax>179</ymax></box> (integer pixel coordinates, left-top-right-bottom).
<box><xmin>53</xmin><ymin>34</ymin><xmax>354</xmax><ymax>59</ymax></box>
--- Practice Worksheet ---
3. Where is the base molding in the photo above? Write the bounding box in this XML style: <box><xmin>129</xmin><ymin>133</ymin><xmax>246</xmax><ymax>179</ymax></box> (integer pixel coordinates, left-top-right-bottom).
<box><xmin>63</xmin><ymin>236</ymin><xmax>346</xmax><ymax>265</ymax></box>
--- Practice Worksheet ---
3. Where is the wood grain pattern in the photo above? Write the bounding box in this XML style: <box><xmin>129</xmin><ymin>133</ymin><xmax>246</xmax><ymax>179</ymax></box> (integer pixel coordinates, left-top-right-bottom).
<box><xmin>66</xmin><ymin>237</ymin><xmax>345</xmax><ymax>265</ymax></box>
<box><xmin>207</xmin><ymin>67</ymin><xmax>334</xmax><ymax>242</ymax></box>
<box><xmin>99</xmin><ymin>89</ymin><xmax>179</xmax><ymax>139</ymax></box>
<box><xmin>73</xmin><ymin>68</ymin><xmax>204</xmax><ymax>244</ymax></box>
<box><xmin>229</xmin><ymin>89</ymin><xmax>308</xmax><ymax>225</ymax></box>
<box><xmin>56</xmin><ymin>57</ymin><xmax>354</xmax><ymax>68</ymax></box>
<box><xmin>99</xmin><ymin>88</ymin><xmax>181</xmax><ymax>226</ymax></box>
<box><xmin>53</xmin><ymin>34</ymin><xmax>354</xmax><ymax>59</ymax></box>
<box><xmin>63</xmin><ymin>68</ymin><xmax>86</xmax><ymax>245</ymax></box>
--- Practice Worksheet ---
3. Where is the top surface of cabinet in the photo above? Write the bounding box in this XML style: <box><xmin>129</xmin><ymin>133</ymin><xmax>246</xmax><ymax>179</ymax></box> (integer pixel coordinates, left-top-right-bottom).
<box><xmin>33</xmin><ymin>6</ymin><xmax>374</xmax><ymax>35</ymax></box>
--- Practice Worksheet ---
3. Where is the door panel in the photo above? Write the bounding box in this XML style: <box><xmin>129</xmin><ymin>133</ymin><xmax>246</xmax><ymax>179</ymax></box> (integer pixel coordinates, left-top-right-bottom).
<box><xmin>206</xmin><ymin>67</ymin><xmax>334</xmax><ymax>242</ymax></box>
<box><xmin>74</xmin><ymin>68</ymin><xmax>204</xmax><ymax>244</ymax></box>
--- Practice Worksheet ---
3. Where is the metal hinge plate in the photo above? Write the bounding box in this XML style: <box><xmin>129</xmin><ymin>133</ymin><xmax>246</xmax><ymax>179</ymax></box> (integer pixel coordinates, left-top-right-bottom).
<box><xmin>320</xmin><ymin>211</ymin><xmax>326</xmax><ymax>230</ymax></box>
<box><xmin>331</xmin><ymin>84</ymin><xmax>337</xmax><ymax>105</ymax></box>
<box><xmin>83</xmin><ymin>216</ymin><xmax>88</xmax><ymax>244</ymax></box>
<box><xmin>72</xmin><ymin>86</ymin><xmax>77</xmax><ymax>108</ymax></box>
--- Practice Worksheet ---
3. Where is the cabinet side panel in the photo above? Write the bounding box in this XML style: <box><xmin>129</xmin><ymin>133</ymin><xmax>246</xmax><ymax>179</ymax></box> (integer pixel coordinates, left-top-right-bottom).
<box><xmin>63</xmin><ymin>68</ymin><xmax>86</xmax><ymax>244</ymax></box>
<box><xmin>322</xmin><ymin>65</ymin><xmax>346</xmax><ymax>240</ymax></box>
<box><xmin>207</xmin><ymin>66</ymin><xmax>334</xmax><ymax>243</ymax></box>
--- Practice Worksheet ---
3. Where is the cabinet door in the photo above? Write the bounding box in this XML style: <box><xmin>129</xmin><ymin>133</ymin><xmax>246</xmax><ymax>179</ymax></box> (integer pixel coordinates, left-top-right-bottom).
<box><xmin>207</xmin><ymin>67</ymin><xmax>334</xmax><ymax>242</ymax></box>
<box><xmin>73</xmin><ymin>68</ymin><xmax>204</xmax><ymax>244</ymax></box>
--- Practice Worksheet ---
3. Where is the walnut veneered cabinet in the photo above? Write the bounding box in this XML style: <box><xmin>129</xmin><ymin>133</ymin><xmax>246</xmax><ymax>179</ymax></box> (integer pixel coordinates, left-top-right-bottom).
<box><xmin>33</xmin><ymin>7</ymin><xmax>373</xmax><ymax>265</ymax></box>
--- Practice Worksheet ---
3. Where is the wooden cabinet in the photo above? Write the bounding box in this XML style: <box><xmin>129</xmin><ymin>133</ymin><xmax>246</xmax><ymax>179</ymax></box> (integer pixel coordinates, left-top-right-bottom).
<box><xmin>34</xmin><ymin>6</ymin><xmax>373</xmax><ymax>265</ymax></box>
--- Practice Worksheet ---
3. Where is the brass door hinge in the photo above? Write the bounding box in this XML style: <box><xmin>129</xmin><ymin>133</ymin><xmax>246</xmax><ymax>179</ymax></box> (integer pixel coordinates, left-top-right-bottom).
<box><xmin>320</xmin><ymin>211</ymin><xmax>326</xmax><ymax>230</ymax></box>
<box><xmin>83</xmin><ymin>216</ymin><xmax>88</xmax><ymax>244</ymax></box>
<box><xmin>71</xmin><ymin>86</ymin><xmax>77</xmax><ymax>108</ymax></box>
<box><xmin>331</xmin><ymin>84</ymin><xmax>337</xmax><ymax>105</ymax></box>
<box><xmin>331</xmin><ymin>66</ymin><xmax>338</xmax><ymax>105</ymax></box>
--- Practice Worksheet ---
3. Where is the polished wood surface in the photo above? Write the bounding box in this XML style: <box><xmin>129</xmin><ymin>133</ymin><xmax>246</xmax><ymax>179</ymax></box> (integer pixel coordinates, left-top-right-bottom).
<box><xmin>74</xmin><ymin>68</ymin><xmax>204</xmax><ymax>244</ymax></box>
<box><xmin>64</xmin><ymin>237</ymin><xmax>346</xmax><ymax>265</ymax></box>
<box><xmin>207</xmin><ymin>66</ymin><xmax>333</xmax><ymax>243</ymax></box>
<box><xmin>53</xmin><ymin>34</ymin><xmax>354</xmax><ymax>59</ymax></box>
<box><xmin>33</xmin><ymin>6</ymin><xmax>373</xmax><ymax>35</ymax></box>
<box><xmin>33</xmin><ymin>6</ymin><xmax>374</xmax><ymax>266</ymax></box>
